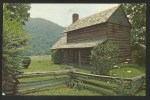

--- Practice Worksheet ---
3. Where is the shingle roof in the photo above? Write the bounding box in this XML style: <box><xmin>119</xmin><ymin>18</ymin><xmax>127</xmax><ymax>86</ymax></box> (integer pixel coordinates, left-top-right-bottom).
<box><xmin>51</xmin><ymin>36</ymin><xmax>107</xmax><ymax>49</ymax></box>
<box><xmin>63</xmin><ymin>5</ymin><xmax>119</xmax><ymax>33</ymax></box>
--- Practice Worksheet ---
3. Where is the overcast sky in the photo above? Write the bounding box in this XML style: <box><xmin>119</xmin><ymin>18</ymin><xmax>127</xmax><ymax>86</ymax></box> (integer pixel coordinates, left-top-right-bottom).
<box><xmin>29</xmin><ymin>4</ymin><xmax>120</xmax><ymax>27</ymax></box>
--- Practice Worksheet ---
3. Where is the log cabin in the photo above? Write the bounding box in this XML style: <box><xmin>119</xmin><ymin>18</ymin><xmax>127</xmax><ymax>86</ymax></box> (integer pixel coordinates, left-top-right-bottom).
<box><xmin>51</xmin><ymin>5</ymin><xmax>132</xmax><ymax>68</ymax></box>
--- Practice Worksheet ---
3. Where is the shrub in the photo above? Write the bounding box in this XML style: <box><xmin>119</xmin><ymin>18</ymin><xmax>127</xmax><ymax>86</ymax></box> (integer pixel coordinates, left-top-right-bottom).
<box><xmin>22</xmin><ymin>57</ymin><xmax>31</xmax><ymax>68</ymax></box>
<box><xmin>132</xmin><ymin>49</ymin><xmax>146</xmax><ymax>66</ymax></box>
<box><xmin>51</xmin><ymin>49</ymin><xmax>63</xmax><ymax>64</ymax></box>
<box><xmin>66</xmin><ymin>73</ymin><xmax>83</xmax><ymax>90</ymax></box>
<box><xmin>131</xmin><ymin>42</ymin><xmax>146</xmax><ymax>66</ymax></box>
<box><xmin>90</xmin><ymin>41</ymin><xmax>120</xmax><ymax>75</ymax></box>
<box><xmin>114</xmin><ymin>78</ymin><xmax>135</xmax><ymax>96</ymax></box>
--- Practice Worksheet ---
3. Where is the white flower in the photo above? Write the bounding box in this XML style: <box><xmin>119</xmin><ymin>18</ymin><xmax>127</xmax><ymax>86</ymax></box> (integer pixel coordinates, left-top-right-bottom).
<box><xmin>127</xmin><ymin>70</ymin><xmax>132</xmax><ymax>73</ymax></box>
<box><xmin>124</xmin><ymin>62</ymin><xmax>128</xmax><ymax>64</ymax></box>
<box><xmin>126</xmin><ymin>59</ymin><xmax>130</xmax><ymax>61</ymax></box>
<box><xmin>113</xmin><ymin>74</ymin><xmax>116</xmax><ymax>76</ymax></box>
<box><xmin>107</xmin><ymin>81</ymin><xmax>109</xmax><ymax>83</ymax></box>
<box><xmin>108</xmin><ymin>57</ymin><xmax>111</xmax><ymax>59</ymax></box>
<box><xmin>2</xmin><ymin>93</ymin><xmax>5</xmax><ymax>95</ymax></box>
<box><xmin>113</xmin><ymin>65</ymin><xmax>118</xmax><ymax>68</ymax></box>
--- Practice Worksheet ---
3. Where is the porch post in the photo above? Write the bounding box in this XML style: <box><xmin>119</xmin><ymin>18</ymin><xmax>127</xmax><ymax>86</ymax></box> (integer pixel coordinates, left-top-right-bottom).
<box><xmin>79</xmin><ymin>49</ymin><xmax>81</xmax><ymax>66</ymax></box>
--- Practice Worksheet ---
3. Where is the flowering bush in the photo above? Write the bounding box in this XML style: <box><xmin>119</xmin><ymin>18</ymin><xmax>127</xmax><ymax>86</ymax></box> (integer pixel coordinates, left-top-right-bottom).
<box><xmin>90</xmin><ymin>41</ymin><xmax>120</xmax><ymax>75</ymax></box>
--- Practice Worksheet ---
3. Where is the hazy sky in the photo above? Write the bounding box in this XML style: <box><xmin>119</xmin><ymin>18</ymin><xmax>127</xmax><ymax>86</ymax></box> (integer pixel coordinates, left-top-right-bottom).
<box><xmin>29</xmin><ymin>4</ymin><xmax>120</xmax><ymax>27</ymax></box>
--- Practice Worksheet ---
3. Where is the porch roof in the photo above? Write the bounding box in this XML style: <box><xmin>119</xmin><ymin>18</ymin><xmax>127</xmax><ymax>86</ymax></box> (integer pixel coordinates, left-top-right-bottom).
<box><xmin>51</xmin><ymin>36</ymin><xmax>107</xmax><ymax>49</ymax></box>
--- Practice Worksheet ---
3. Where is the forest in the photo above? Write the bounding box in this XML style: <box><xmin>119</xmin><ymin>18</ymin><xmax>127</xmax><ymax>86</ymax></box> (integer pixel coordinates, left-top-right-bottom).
<box><xmin>23</xmin><ymin>18</ymin><xmax>65</xmax><ymax>56</ymax></box>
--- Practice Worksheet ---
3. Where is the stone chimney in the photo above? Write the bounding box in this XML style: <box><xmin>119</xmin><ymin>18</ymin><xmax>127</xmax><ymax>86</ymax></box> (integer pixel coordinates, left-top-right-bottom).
<box><xmin>72</xmin><ymin>13</ymin><xmax>79</xmax><ymax>23</ymax></box>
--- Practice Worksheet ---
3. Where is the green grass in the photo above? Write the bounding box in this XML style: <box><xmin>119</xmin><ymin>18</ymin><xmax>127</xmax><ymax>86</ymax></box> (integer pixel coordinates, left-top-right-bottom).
<box><xmin>19</xmin><ymin>55</ymin><xmax>101</xmax><ymax>96</ymax></box>
<box><xmin>19</xmin><ymin>75</ymin><xmax>68</xmax><ymax>83</ymax></box>
<box><xmin>22</xmin><ymin>55</ymin><xmax>145</xmax><ymax>78</ymax></box>
<box><xmin>135</xmin><ymin>88</ymin><xmax>146</xmax><ymax>96</ymax></box>
<box><xmin>19</xmin><ymin>55</ymin><xmax>145</xmax><ymax>96</ymax></box>
<box><xmin>25</xmin><ymin>84</ymin><xmax>101</xmax><ymax>96</ymax></box>
<box><xmin>75</xmin><ymin>66</ymin><xmax>145</xmax><ymax>78</ymax></box>
<box><xmin>109</xmin><ymin>66</ymin><xmax>145</xmax><ymax>78</ymax></box>
<box><xmin>22</xmin><ymin>55</ymin><xmax>67</xmax><ymax>72</ymax></box>
<box><xmin>74</xmin><ymin>66</ymin><xmax>94</xmax><ymax>74</ymax></box>
<box><xmin>82</xmin><ymin>84</ymin><xmax>114</xmax><ymax>96</ymax></box>
<box><xmin>74</xmin><ymin>64</ymin><xmax>145</xmax><ymax>78</ymax></box>
<box><xmin>78</xmin><ymin>77</ymin><xmax>118</xmax><ymax>89</ymax></box>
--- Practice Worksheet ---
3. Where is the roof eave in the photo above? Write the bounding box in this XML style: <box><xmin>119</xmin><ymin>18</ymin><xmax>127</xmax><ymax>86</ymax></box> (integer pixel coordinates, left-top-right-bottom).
<box><xmin>62</xmin><ymin>22</ymin><xmax>107</xmax><ymax>33</ymax></box>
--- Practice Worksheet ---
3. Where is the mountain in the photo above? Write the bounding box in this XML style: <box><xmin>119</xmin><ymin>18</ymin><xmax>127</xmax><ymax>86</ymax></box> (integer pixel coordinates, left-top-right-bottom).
<box><xmin>23</xmin><ymin>18</ymin><xmax>66</xmax><ymax>56</ymax></box>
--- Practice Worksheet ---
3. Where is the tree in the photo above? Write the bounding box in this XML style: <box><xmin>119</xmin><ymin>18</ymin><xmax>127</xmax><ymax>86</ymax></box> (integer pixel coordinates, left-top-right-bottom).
<box><xmin>121</xmin><ymin>4</ymin><xmax>146</xmax><ymax>66</ymax></box>
<box><xmin>4</xmin><ymin>3</ymin><xmax>31</xmax><ymax>25</ymax></box>
<box><xmin>90</xmin><ymin>41</ymin><xmax>120</xmax><ymax>75</ymax></box>
<box><xmin>2</xmin><ymin>4</ymin><xmax>31</xmax><ymax>95</ymax></box>
<box><xmin>121</xmin><ymin>3</ymin><xmax>146</xmax><ymax>45</ymax></box>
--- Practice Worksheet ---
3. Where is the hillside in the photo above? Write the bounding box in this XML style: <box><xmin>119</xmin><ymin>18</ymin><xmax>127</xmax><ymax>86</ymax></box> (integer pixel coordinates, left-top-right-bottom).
<box><xmin>23</xmin><ymin>18</ymin><xmax>65</xmax><ymax>56</ymax></box>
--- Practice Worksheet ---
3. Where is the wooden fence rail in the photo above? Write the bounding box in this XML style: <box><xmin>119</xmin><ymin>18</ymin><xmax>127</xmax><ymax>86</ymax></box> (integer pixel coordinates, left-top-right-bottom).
<box><xmin>17</xmin><ymin>70</ymin><xmax>73</xmax><ymax>95</ymax></box>
<box><xmin>72</xmin><ymin>71</ymin><xmax>132</xmax><ymax>81</ymax></box>
<box><xmin>17</xmin><ymin>69</ymin><xmax>74</xmax><ymax>79</ymax></box>
<box><xmin>72</xmin><ymin>71</ymin><xmax>145</xmax><ymax>93</ymax></box>
<box><xmin>15</xmin><ymin>69</ymin><xmax>145</xmax><ymax>95</ymax></box>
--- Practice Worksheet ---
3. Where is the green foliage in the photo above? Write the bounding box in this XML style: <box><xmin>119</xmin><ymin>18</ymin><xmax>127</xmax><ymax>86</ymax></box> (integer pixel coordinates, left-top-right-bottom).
<box><xmin>90</xmin><ymin>41</ymin><xmax>120</xmax><ymax>75</ymax></box>
<box><xmin>23</xmin><ymin>18</ymin><xmax>65</xmax><ymax>56</ymax></box>
<box><xmin>4</xmin><ymin>3</ymin><xmax>31</xmax><ymax>25</ymax></box>
<box><xmin>22</xmin><ymin>57</ymin><xmax>31</xmax><ymax>68</ymax></box>
<box><xmin>114</xmin><ymin>78</ymin><xmax>135</xmax><ymax>96</ymax></box>
<box><xmin>66</xmin><ymin>73</ymin><xmax>83</xmax><ymax>90</ymax></box>
<box><xmin>51</xmin><ymin>49</ymin><xmax>64</xmax><ymax>64</ymax></box>
<box><xmin>121</xmin><ymin>3</ymin><xmax>146</xmax><ymax>45</ymax></box>
<box><xmin>131</xmin><ymin>43</ymin><xmax>146</xmax><ymax>66</ymax></box>
<box><xmin>121</xmin><ymin>3</ymin><xmax>146</xmax><ymax>67</ymax></box>
<box><xmin>67</xmin><ymin>79</ymin><xmax>83</xmax><ymax>90</ymax></box>
<box><xmin>3</xmin><ymin>3</ymin><xmax>31</xmax><ymax>94</ymax></box>
<box><xmin>132</xmin><ymin>50</ymin><xmax>145</xmax><ymax>66</ymax></box>
<box><xmin>3</xmin><ymin>6</ymin><xmax>30</xmax><ymax>71</ymax></box>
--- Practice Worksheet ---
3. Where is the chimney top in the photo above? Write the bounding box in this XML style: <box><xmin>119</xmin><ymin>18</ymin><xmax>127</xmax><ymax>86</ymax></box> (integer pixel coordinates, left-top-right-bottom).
<box><xmin>72</xmin><ymin>13</ymin><xmax>79</xmax><ymax>23</ymax></box>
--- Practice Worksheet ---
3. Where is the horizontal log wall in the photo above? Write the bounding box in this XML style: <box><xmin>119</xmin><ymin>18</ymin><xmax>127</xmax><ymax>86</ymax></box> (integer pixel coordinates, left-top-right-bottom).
<box><xmin>107</xmin><ymin>22</ymin><xmax>131</xmax><ymax>62</ymax></box>
<box><xmin>67</xmin><ymin>24</ymin><xmax>107</xmax><ymax>43</ymax></box>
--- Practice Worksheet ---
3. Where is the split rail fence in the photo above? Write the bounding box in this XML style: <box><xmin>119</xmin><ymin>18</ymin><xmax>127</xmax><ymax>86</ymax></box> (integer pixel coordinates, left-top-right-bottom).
<box><xmin>3</xmin><ymin>69</ymin><xmax>145</xmax><ymax>95</ymax></box>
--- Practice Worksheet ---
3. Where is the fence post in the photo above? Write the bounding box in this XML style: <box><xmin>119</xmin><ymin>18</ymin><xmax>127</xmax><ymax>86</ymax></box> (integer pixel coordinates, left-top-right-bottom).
<box><xmin>2</xmin><ymin>67</ymin><xmax>21</xmax><ymax>96</ymax></box>
<box><xmin>12</xmin><ymin>71</ymin><xmax>20</xmax><ymax>95</ymax></box>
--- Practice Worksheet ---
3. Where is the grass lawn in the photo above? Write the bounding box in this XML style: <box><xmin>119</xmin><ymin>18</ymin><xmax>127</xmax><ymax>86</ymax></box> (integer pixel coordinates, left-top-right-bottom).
<box><xmin>26</xmin><ymin>84</ymin><xmax>101</xmax><ymax>96</ymax></box>
<box><xmin>74</xmin><ymin>66</ymin><xmax>94</xmax><ymax>74</ymax></box>
<box><xmin>109</xmin><ymin>66</ymin><xmax>145</xmax><ymax>78</ymax></box>
<box><xmin>74</xmin><ymin>65</ymin><xmax>145</xmax><ymax>78</ymax></box>
<box><xmin>22</xmin><ymin>55</ymin><xmax>67</xmax><ymax>72</ymax></box>
<box><xmin>19</xmin><ymin>55</ymin><xmax>145</xmax><ymax>96</ymax></box>
<box><xmin>22</xmin><ymin>55</ymin><xmax>145</xmax><ymax>78</ymax></box>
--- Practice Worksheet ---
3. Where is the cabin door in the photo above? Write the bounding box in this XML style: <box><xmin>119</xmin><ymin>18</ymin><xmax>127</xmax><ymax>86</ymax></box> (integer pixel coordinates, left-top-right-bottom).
<box><xmin>72</xmin><ymin>49</ymin><xmax>79</xmax><ymax>65</ymax></box>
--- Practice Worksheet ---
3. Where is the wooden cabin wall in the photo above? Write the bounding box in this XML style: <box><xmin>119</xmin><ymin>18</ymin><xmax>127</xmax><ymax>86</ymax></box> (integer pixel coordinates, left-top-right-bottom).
<box><xmin>106</xmin><ymin>22</ymin><xmax>131</xmax><ymax>62</ymax></box>
<box><xmin>67</xmin><ymin>24</ymin><xmax>107</xmax><ymax>43</ymax></box>
<box><xmin>63</xmin><ymin>48</ymin><xmax>92</xmax><ymax>67</ymax></box>
<box><xmin>79</xmin><ymin>48</ymin><xmax>92</xmax><ymax>66</ymax></box>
